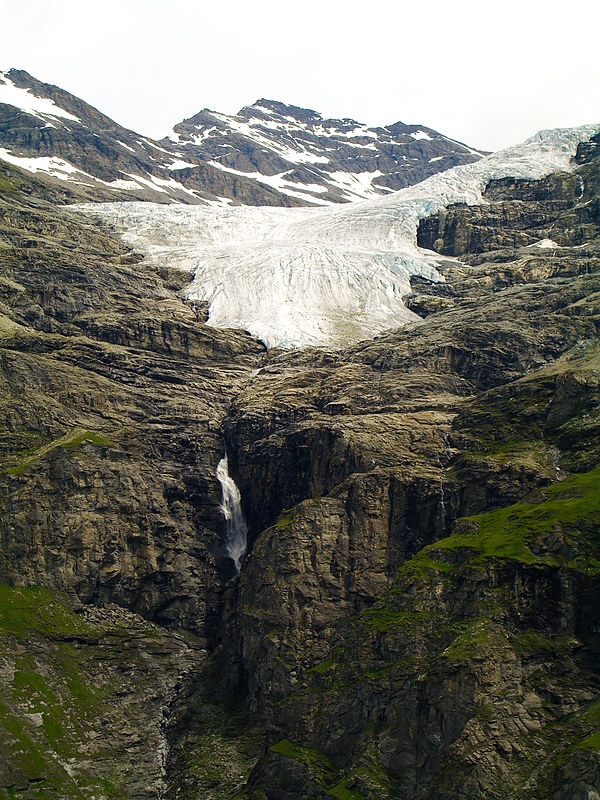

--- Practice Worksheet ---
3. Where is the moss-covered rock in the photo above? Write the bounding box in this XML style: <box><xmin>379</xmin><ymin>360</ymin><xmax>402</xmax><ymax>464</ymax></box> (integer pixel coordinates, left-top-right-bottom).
<box><xmin>0</xmin><ymin>583</ymin><xmax>202</xmax><ymax>799</ymax></box>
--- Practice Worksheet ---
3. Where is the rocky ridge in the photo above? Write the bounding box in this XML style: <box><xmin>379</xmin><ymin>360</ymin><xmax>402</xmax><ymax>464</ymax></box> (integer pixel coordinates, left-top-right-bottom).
<box><xmin>165</xmin><ymin>98</ymin><xmax>484</xmax><ymax>204</ymax></box>
<box><xmin>0</xmin><ymin>69</ymin><xmax>483</xmax><ymax>207</ymax></box>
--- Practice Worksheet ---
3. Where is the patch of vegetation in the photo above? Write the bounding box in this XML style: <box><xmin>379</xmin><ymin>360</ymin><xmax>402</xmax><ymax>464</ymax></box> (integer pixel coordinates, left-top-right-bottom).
<box><xmin>309</xmin><ymin>659</ymin><xmax>335</xmax><ymax>674</ymax></box>
<box><xmin>574</xmin><ymin>701</ymin><xmax>600</xmax><ymax>751</ymax></box>
<box><xmin>59</xmin><ymin>429</ymin><xmax>113</xmax><ymax>449</ymax></box>
<box><xmin>443</xmin><ymin>618</ymin><xmax>506</xmax><ymax>663</ymax></box>
<box><xmin>271</xmin><ymin>508</ymin><xmax>297</xmax><ymax>531</ymax></box>
<box><xmin>511</xmin><ymin>630</ymin><xmax>577</xmax><ymax>656</ymax></box>
<box><xmin>420</xmin><ymin>467</ymin><xmax>600</xmax><ymax>569</ymax></box>
<box><xmin>0</xmin><ymin>583</ymin><xmax>181</xmax><ymax>798</ymax></box>
<box><xmin>326</xmin><ymin>780</ymin><xmax>366</xmax><ymax>800</ymax></box>
<box><xmin>0</xmin><ymin>583</ymin><xmax>95</xmax><ymax>640</ymax></box>
<box><xmin>359</xmin><ymin>607</ymin><xmax>435</xmax><ymax>634</ymax></box>
<box><xmin>4</xmin><ymin>427</ymin><xmax>114</xmax><ymax>475</ymax></box>
<box><xmin>364</xmin><ymin>655</ymin><xmax>432</xmax><ymax>682</ymax></box>
<box><xmin>396</xmin><ymin>553</ymin><xmax>454</xmax><ymax>580</ymax></box>
<box><xmin>460</xmin><ymin>439</ymin><xmax>556</xmax><ymax>475</ymax></box>
<box><xmin>457</xmin><ymin>344</ymin><xmax>600</xmax><ymax>477</ymax></box>
<box><xmin>574</xmin><ymin>731</ymin><xmax>600</xmax><ymax>750</ymax></box>
<box><xmin>0</xmin><ymin>429</ymin><xmax>51</xmax><ymax>459</ymax></box>
<box><xmin>270</xmin><ymin>739</ymin><xmax>337</xmax><ymax>787</ymax></box>
<box><xmin>0</xmin><ymin>175</ymin><xmax>18</xmax><ymax>193</ymax></box>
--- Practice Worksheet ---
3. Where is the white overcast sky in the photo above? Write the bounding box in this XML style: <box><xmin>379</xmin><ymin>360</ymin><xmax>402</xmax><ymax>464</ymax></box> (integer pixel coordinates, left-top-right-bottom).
<box><xmin>2</xmin><ymin>0</ymin><xmax>599</xmax><ymax>151</ymax></box>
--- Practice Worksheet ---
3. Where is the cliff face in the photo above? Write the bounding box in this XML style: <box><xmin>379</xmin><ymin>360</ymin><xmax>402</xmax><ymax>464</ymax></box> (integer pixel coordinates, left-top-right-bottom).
<box><xmin>0</xmin><ymin>159</ymin><xmax>265</xmax><ymax>636</ymax></box>
<box><xmin>218</xmin><ymin>137</ymin><xmax>600</xmax><ymax>799</ymax></box>
<box><xmin>0</xmin><ymin>134</ymin><xmax>599</xmax><ymax>799</ymax></box>
<box><xmin>0</xmin><ymin>160</ymin><xmax>271</xmax><ymax>797</ymax></box>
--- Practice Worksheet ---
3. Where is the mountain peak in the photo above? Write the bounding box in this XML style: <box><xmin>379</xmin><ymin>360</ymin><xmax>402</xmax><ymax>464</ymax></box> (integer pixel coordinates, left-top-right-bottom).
<box><xmin>0</xmin><ymin>68</ymin><xmax>486</xmax><ymax>207</ymax></box>
<box><xmin>248</xmin><ymin>98</ymin><xmax>323</xmax><ymax>123</ymax></box>
<box><xmin>167</xmin><ymin>99</ymin><xmax>485</xmax><ymax>204</ymax></box>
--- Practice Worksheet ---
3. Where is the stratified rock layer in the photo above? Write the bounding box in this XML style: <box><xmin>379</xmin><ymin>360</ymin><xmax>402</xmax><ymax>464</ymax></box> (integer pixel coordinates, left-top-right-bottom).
<box><xmin>218</xmin><ymin>133</ymin><xmax>600</xmax><ymax>800</ymax></box>
<box><xmin>0</xmin><ymin>160</ymin><xmax>265</xmax><ymax>635</ymax></box>
<box><xmin>0</xmin><ymin>132</ymin><xmax>599</xmax><ymax>799</ymax></box>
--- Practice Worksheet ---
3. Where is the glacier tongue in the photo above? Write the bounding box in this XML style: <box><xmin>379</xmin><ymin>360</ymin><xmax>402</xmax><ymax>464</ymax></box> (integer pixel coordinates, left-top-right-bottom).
<box><xmin>76</xmin><ymin>124</ymin><xmax>599</xmax><ymax>349</ymax></box>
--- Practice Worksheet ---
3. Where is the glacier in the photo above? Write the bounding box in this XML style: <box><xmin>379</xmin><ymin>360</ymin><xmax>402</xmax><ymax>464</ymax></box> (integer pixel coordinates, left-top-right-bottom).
<box><xmin>76</xmin><ymin>124</ymin><xmax>599</xmax><ymax>349</ymax></box>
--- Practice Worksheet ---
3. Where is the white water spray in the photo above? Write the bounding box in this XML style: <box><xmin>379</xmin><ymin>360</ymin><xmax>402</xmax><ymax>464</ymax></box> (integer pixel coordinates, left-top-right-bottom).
<box><xmin>216</xmin><ymin>454</ymin><xmax>248</xmax><ymax>572</ymax></box>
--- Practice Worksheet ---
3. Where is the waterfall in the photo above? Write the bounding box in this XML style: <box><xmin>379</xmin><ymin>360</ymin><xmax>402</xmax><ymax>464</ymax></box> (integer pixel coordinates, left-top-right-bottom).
<box><xmin>216</xmin><ymin>454</ymin><xmax>248</xmax><ymax>573</ymax></box>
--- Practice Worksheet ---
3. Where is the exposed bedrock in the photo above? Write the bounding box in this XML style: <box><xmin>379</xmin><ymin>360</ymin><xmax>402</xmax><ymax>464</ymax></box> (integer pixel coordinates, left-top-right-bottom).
<box><xmin>1</xmin><ymin>139</ymin><xmax>600</xmax><ymax>798</ymax></box>
<box><xmin>222</xmin><ymin>343</ymin><xmax>600</xmax><ymax>798</ymax></box>
<box><xmin>417</xmin><ymin>133</ymin><xmax>600</xmax><ymax>257</ymax></box>
<box><xmin>223</xmin><ymin>266</ymin><xmax>600</xmax><ymax>545</ymax></box>
<box><xmin>0</xmin><ymin>162</ymin><xmax>265</xmax><ymax>637</ymax></box>
<box><xmin>216</xmin><ymin>145</ymin><xmax>600</xmax><ymax>799</ymax></box>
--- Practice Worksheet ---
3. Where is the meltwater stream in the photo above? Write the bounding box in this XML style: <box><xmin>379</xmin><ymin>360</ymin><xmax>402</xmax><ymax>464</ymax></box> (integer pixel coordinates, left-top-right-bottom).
<box><xmin>216</xmin><ymin>454</ymin><xmax>248</xmax><ymax>572</ymax></box>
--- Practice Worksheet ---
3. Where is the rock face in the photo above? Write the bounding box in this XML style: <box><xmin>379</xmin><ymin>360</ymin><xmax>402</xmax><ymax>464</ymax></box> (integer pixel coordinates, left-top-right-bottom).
<box><xmin>416</xmin><ymin>132</ymin><xmax>600</xmax><ymax>256</ymax></box>
<box><xmin>0</xmin><ymin>69</ymin><xmax>483</xmax><ymax>207</ymax></box>
<box><xmin>0</xmin><ymin>159</ymin><xmax>265</xmax><ymax>636</ymax></box>
<box><xmin>217</xmin><ymin>137</ymin><xmax>600</xmax><ymax>799</ymax></box>
<box><xmin>0</xmin><ymin>585</ymin><xmax>202</xmax><ymax>798</ymax></box>
<box><xmin>0</xmin><ymin>130</ymin><xmax>600</xmax><ymax>799</ymax></box>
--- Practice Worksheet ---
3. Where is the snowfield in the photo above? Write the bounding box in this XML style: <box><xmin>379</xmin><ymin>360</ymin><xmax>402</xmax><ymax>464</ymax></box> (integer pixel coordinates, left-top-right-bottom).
<box><xmin>76</xmin><ymin>124</ymin><xmax>599</xmax><ymax>349</ymax></box>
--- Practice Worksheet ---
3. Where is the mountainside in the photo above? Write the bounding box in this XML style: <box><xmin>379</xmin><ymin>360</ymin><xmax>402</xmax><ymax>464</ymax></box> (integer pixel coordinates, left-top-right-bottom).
<box><xmin>0</xmin><ymin>120</ymin><xmax>599</xmax><ymax>800</ymax></box>
<box><xmin>165</xmin><ymin>98</ymin><xmax>484</xmax><ymax>204</ymax></box>
<box><xmin>0</xmin><ymin>69</ymin><xmax>483</xmax><ymax>206</ymax></box>
<box><xmin>0</xmin><ymin>68</ymin><xmax>297</xmax><ymax>206</ymax></box>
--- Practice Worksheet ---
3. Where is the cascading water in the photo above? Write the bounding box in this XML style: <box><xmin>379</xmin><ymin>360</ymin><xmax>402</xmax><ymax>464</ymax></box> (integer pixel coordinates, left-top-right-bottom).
<box><xmin>216</xmin><ymin>454</ymin><xmax>248</xmax><ymax>573</ymax></box>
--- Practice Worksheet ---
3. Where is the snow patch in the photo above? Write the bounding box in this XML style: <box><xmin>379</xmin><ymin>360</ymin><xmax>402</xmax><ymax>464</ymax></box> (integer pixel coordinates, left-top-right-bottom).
<box><xmin>201</xmin><ymin>112</ymin><xmax>330</xmax><ymax>165</ymax></box>
<box><xmin>326</xmin><ymin>170</ymin><xmax>384</xmax><ymax>200</ymax></box>
<box><xmin>207</xmin><ymin>161</ymin><xmax>329</xmax><ymax>204</ymax></box>
<box><xmin>411</xmin><ymin>130</ymin><xmax>433</xmax><ymax>141</ymax></box>
<box><xmin>0</xmin><ymin>72</ymin><xmax>79</xmax><ymax>122</ymax></box>
<box><xmin>527</xmin><ymin>238</ymin><xmax>560</xmax><ymax>249</ymax></box>
<box><xmin>0</xmin><ymin>147</ymin><xmax>79</xmax><ymax>176</ymax></box>
<box><xmin>167</xmin><ymin>159</ymin><xmax>197</xmax><ymax>171</ymax></box>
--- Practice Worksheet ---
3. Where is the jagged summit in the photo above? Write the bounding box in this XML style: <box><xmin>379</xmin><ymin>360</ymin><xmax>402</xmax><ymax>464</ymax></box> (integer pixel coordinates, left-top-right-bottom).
<box><xmin>0</xmin><ymin>67</ymin><xmax>295</xmax><ymax>206</ymax></box>
<box><xmin>166</xmin><ymin>95</ymin><xmax>485</xmax><ymax>203</ymax></box>
<box><xmin>0</xmin><ymin>67</ymin><xmax>484</xmax><ymax>206</ymax></box>
<box><xmin>249</xmin><ymin>98</ymin><xmax>323</xmax><ymax>122</ymax></box>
